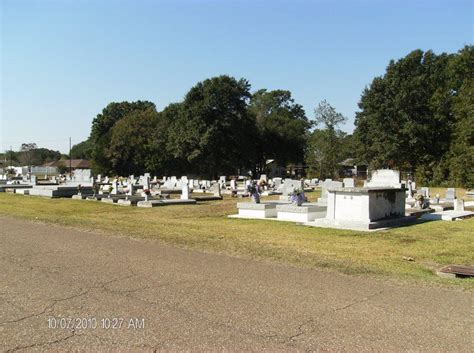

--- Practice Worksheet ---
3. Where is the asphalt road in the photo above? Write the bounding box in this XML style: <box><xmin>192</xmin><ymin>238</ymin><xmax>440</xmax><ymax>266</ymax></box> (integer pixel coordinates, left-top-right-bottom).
<box><xmin>0</xmin><ymin>216</ymin><xmax>471</xmax><ymax>351</ymax></box>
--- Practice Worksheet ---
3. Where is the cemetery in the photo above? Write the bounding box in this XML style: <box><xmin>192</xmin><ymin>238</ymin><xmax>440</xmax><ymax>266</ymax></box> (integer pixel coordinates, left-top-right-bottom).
<box><xmin>1</xmin><ymin>173</ymin><xmax>472</xmax><ymax>285</ymax></box>
<box><xmin>1</xmin><ymin>1</ymin><xmax>472</xmax><ymax>350</ymax></box>
<box><xmin>2</xmin><ymin>167</ymin><xmax>473</xmax><ymax>230</ymax></box>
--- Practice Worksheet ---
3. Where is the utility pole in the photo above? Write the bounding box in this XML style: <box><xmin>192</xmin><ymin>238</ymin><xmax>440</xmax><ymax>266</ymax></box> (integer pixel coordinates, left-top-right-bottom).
<box><xmin>69</xmin><ymin>137</ymin><xmax>72</xmax><ymax>176</ymax></box>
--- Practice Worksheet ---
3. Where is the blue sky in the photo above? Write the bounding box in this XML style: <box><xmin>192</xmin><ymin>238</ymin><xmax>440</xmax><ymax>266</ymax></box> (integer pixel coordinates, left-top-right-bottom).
<box><xmin>1</xmin><ymin>0</ymin><xmax>472</xmax><ymax>153</ymax></box>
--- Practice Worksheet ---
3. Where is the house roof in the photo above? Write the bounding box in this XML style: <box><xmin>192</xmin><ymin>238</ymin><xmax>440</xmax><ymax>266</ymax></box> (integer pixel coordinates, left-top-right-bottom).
<box><xmin>44</xmin><ymin>159</ymin><xmax>91</xmax><ymax>169</ymax></box>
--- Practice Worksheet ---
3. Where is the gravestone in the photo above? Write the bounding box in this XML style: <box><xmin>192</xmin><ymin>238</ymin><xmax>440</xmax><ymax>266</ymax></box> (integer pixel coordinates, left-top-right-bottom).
<box><xmin>111</xmin><ymin>180</ymin><xmax>119</xmax><ymax>195</ymax></box>
<box><xmin>230</xmin><ymin>179</ymin><xmax>237</xmax><ymax>190</ymax></box>
<box><xmin>420</xmin><ymin>187</ymin><xmax>430</xmax><ymax>198</ymax></box>
<box><xmin>282</xmin><ymin>179</ymin><xmax>303</xmax><ymax>196</ymax></box>
<box><xmin>318</xmin><ymin>179</ymin><xmax>343</xmax><ymax>205</ymax></box>
<box><xmin>140</xmin><ymin>175</ymin><xmax>150</xmax><ymax>191</ymax></box>
<box><xmin>454</xmin><ymin>199</ymin><xmax>465</xmax><ymax>211</ymax></box>
<box><xmin>279</xmin><ymin>179</ymin><xmax>304</xmax><ymax>201</ymax></box>
<box><xmin>259</xmin><ymin>174</ymin><xmax>268</xmax><ymax>183</ymax></box>
<box><xmin>343</xmin><ymin>178</ymin><xmax>355</xmax><ymax>188</ymax></box>
<box><xmin>445</xmin><ymin>188</ymin><xmax>456</xmax><ymax>202</ymax></box>
<box><xmin>367</xmin><ymin>169</ymin><xmax>402</xmax><ymax>188</ymax></box>
<box><xmin>30</xmin><ymin>175</ymin><xmax>37</xmax><ymax>185</ymax></box>
<box><xmin>406</xmin><ymin>181</ymin><xmax>414</xmax><ymax>197</ymax></box>
<box><xmin>210</xmin><ymin>183</ymin><xmax>221</xmax><ymax>197</ymax></box>
<box><xmin>273</xmin><ymin>178</ymin><xmax>283</xmax><ymax>190</ymax></box>
<box><xmin>73</xmin><ymin>169</ymin><xmax>92</xmax><ymax>183</ymax></box>
<box><xmin>181</xmin><ymin>184</ymin><xmax>190</xmax><ymax>200</ymax></box>
<box><xmin>163</xmin><ymin>179</ymin><xmax>175</xmax><ymax>189</ymax></box>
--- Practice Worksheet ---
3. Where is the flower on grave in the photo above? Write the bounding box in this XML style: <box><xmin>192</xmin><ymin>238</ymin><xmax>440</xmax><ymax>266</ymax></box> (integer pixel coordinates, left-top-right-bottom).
<box><xmin>247</xmin><ymin>181</ymin><xmax>261</xmax><ymax>196</ymax></box>
<box><xmin>289</xmin><ymin>188</ymin><xmax>305</xmax><ymax>206</ymax></box>
<box><xmin>289</xmin><ymin>187</ymin><xmax>304</xmax><ymax>197</ymax></box>
<box><xmin>143</xmin><ymin>188</ymin><xmax>151</xmax><ymax>196</ymax></box>
<box><xmin>247</xmin><ymin>181</ymin><xmax>261</xmax><ymax>203</ymax></box>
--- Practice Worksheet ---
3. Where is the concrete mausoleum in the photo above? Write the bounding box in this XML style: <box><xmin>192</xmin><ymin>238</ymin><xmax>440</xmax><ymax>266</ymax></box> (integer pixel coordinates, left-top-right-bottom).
<box><xmin>307</xmin><ymin>186</ymin><xmax>416</xmax><ymax>230</ymax></box>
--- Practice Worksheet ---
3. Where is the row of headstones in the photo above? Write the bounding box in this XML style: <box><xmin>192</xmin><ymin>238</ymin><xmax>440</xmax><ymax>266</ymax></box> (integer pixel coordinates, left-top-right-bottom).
<box><xmin>418</xmin><ymin>187</ymin><xmax>457</xmax><ymax>202</ymax></box>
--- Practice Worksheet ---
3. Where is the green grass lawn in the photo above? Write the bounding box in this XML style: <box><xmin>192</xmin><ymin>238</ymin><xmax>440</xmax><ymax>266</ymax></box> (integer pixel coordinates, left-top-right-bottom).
<box><xmin>1</xmin><ymin>192</ymin><xmax>473</xmax><ymax>288</ymax></box>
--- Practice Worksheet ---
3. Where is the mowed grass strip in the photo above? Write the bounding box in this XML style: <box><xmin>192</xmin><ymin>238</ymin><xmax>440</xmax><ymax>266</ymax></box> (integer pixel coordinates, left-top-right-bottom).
<box><xmin>0</xmin><ymin>192</ymin><xmax>472</xmax><ymax>288</ymax></box>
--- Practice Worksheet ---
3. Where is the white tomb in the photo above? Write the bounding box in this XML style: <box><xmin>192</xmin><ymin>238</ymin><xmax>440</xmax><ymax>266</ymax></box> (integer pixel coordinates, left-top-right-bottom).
<box><xmin>309</xmin><ymin>187</ymin><xmax>415</xmax><ymax>230</ymax></box>
<box><xmin>276</xmin><ymin>204</ymin><xmax>325</xmax><ymax>222</ymax></box>
<box><xmin>234</xmin><ymin>203</ymin><xmax>277</xmax><ymax>218</ymax></box>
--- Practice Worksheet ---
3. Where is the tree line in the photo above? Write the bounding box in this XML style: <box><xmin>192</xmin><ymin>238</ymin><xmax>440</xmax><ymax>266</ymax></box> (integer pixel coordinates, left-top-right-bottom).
<box><xmin>6</xmin><ymin>46</ymin><xmax>471</xmax><ymax>187</ymax></box>
<box><xmin>75</xmin><ymin>45</ymin><xmax>472</xmax><ymax>187</ymax></box>
<box><xmin>2</xmin><ymin>143</ymin><xmax>64</xmax><ymax>167</ymax></box>
<box><xmin>73</xmin><ymin>76</ymin><xmax>320</xmax><ymax>178</ymax></box>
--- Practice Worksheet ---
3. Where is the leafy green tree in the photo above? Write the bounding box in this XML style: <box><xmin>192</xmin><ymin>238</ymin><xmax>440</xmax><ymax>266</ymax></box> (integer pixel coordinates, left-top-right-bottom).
<box><xmin>166</xmin><ymin>75</ymin><xmax>257</xmax><ymax>177</ymax></box>
<box><xmin>108</xmin><ymin>107</ymin><xmax>164</xmax><ymax>175</ymax></box>
<box><xmin>305</xmin><ymin>100</ymin><xmax>347</xmax><ymax>178</ymax></box>
<box><xmin>90</xmin><ymin>101</ymin><xmax>156</xmax><ymax>174</ymax></box>
<box><xmin>354</xmin><ymin>46</ymin><xmax>473</xmax><ymax>187</ymax></box>
<box><xmin>70</xmin><ymin>140</ymin><xmax>93</xmax><ymax>160</ymax></box>
<box><xmin>440</xmin><ymin>46</ymin><xmax>474</xmax><ymax>187</ymax></box>
<box><xmin>248</xmin><ymin>89</ymin><xmax>310</xmax><ymax>173</ymax></box>
<box><xmin>355</xmin><ymin>50</ymin><xmax>452</xmax><ymax>171</ymax></box>
<box><xmin>18</xmin><ymin>143</ymin><xmax>38</xmax><ymax>166</ymax></box>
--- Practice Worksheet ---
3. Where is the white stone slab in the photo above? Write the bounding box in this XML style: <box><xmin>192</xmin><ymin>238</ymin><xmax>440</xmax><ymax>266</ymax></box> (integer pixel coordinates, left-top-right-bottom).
<box><xmin>421</xmin><ymin>210</ymin><xmax>474</xmax><ymax>221</ymax></box>
<box><xmin>306</xmin><ymin>216</ymin><xmax>418</xmax><ymax>231</ymax></box>
<box><xmin>367</xmin><ymin>169</ymin><xmax>402</xmax><ymax>188</ymax></box>
<box><xmin>236</xmin><ymin>202</ymin><xmax>277</xmax><ymax>218</ymax></box>
<box><xmin>276</xmin><ymin>204</ymin><xmax>325</xmax><ymax>222</ymax></box>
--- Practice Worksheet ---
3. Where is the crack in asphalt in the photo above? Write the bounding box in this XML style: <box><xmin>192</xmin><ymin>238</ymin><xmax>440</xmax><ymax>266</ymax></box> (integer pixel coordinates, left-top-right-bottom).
<box><xmin>6</xmin><ymin>328</ymin><xmax>77</xmax><ymax>352</ymax></box>
<box><xmin>105</xmin><ymin>283</ymin><xmax>283</xmax><ymax>344</ymax></box>
<box><xmin>0</xmin><ymin>273</ymin><xmax>136</xmax><ymax>327</ymax></box>
<box><xmin>282</xmin><ymin>290</ymin><xmax>386</xmax><ymax>347</ymax></box>
<box><xmin>2</xmin><ymin>249</ymin><xmax>387</xmax><ymax>352</ymax></box>
<box><xmin>334</xmin><ymin>290</ymin><xmax>385</xmax><ymax>312</ymax></box>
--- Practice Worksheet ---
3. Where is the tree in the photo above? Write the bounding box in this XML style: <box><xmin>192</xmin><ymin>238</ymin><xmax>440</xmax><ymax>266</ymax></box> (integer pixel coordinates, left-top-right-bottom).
<box><xmin>305</xmin><ymin>101</ymin><xmax>347</xmax><ymax>179</ymax></box>
<box><xmin>438</xmin><ymin>46</ymin><xmax>474</xmax><ymax>187</ymax></box>
<box><xmin>166</xmin><ymin>75</ymin><xmax>257</xmax><ymax>177</ymax></box>
<box><xmin>89</xmin><ymin>101</ymin><xmax>156</xmax><ymax>174</ymax></box>
<box><xmin>108</xmin><ymin>107</ymin><xmax>164</xmax><ymax>175</ymax></box>
<box><xmin>70</xmin><ymin>140</ymin><xmax>93</xmax><ymax>160</ymax></box>
<box><xmin>354</xmin><ymin>46</ymin><xmax>473</xmax><ymax>187</ymax></box>
<box><xmin>18</xmin><ymin>143</ymin><xmax>38</xmax><ymax>166</ymax></box>
<box><xmin>248</xmin><ymin>89</ymin><xmax>310</xmax><ymax>173</ymax></box>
